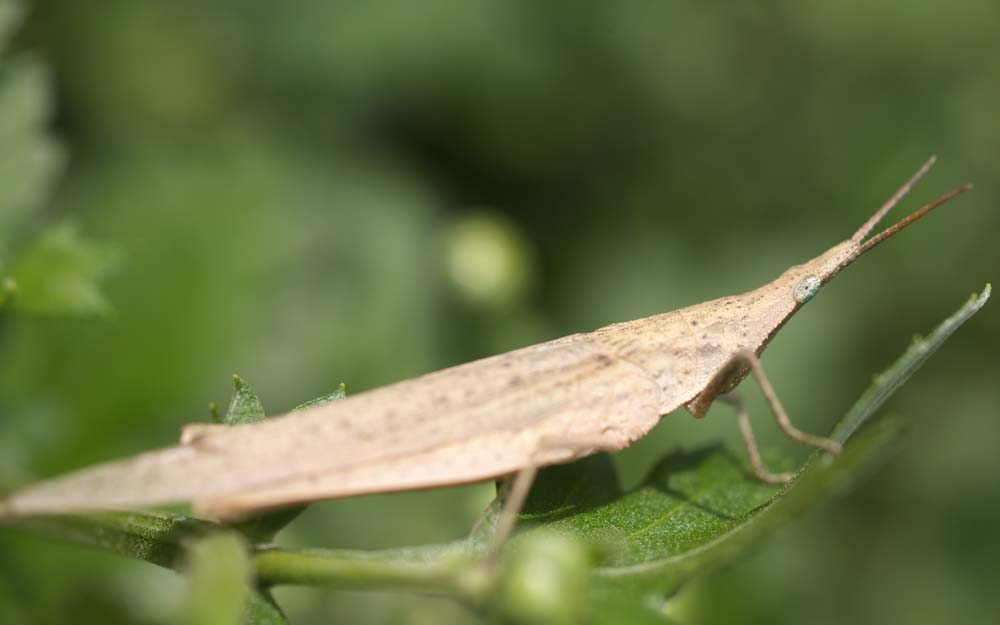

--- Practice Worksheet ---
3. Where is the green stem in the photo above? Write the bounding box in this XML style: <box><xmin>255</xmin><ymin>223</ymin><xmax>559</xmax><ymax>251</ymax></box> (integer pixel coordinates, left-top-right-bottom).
<box><xmin>253</xmin><ymin>545</ymin><xmax>490</xmax><ymax>601</ymax></box>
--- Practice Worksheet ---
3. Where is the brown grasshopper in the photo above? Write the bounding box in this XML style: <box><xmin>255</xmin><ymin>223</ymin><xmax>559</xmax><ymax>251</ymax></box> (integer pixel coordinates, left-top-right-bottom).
<box><xmin>0</xmin><ymin>157</ymin><xmax>971</xmax><ymax>549</ymax></box>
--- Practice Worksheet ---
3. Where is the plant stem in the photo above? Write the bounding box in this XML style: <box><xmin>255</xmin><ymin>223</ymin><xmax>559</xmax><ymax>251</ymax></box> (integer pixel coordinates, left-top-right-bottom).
<box><xmin>253</xmin><ymin>545</ymin><xmax>490</xmax><ymax>601</ymax></box>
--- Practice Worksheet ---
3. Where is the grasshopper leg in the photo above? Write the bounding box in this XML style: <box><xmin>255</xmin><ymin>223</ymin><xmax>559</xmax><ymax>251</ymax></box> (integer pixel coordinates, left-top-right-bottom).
<box><xmin>734</xmin><ymin>348</ymin><xmax>843</xmax><ymax>455</ymax></box>
<box><xmin>487</xmin><ymin>464</ymin><xmax>538</xmax><ymax>557</ymax></box>
<box><xmin>722</xmin><ymin>348</ymin><xmax>842</xmax><ymax>483</ymax></box>
<box><xmin>487</xmin><ymin>434</ymin><xmax>615</xmax><ymax>559</ymax></box>
<box><xmin>721</xmin><ymin>392</ymin><xmax>796</xmax><ymax>484</ymax></box>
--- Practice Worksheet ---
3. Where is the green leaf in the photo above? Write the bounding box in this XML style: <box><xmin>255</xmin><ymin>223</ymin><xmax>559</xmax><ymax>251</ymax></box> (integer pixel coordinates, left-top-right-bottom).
<box><xmin>241</xmin><ymin>590</ymin><xmax>291</xmax><ymax>625</ymax></box>
<box><xmin>218</xmin><ymin>375</ymin><xmax>291</xmax><ymax>539</ymax></box>
<box><xmin>1</xmin><ymin>508</ymin><xmax>290</xmax><ymax>625</ymax></box>
<box><xmin>182</xmin><ymin>532</ymin><xmax>252</xmax><ymax>625</ymax></box>
<box><xmin>292</xmin><ymin>382</ymin><xmax>346</xmax><ymax>411</ymax></box>
<box><xmin>0</xmin><ymin>286</ymin><xmax>988</xmax><ymax>625</ymax></box>
<box><xmin>512</xmin><ymin>285</ymin><xmax>990</xmax><ymax>611</ymax></box>
<box><xmin>228</xmin><ymin>506</ymin><xmax>308</xmax><ymax>546</ymax></box>
<box><xmin>227</xmin><ymin>381</ymin><xmax>348</xmax><ymax>542</ymax></box>
<box><xmin>519</xmin><ymin>284</ymin><xmax>989</xmax><ymax>613</ymax></box>
<box><xmin>224</xmin><ymin>374</ymin><xmax>266</xmax><ymax>425</ymax></box>
<box><xmin>829</xmin><ymin>283</ymin><xmax>992</xmax><ymax>444</ymax></box>
<box><xmin>1</xmin><ymin>509</ymin><xmax>219</xmax><ymax>569</ymax></box>
<box><xmin>4</xmin><ymin>222</ymin><xmax>118</xmax><ymax>315</ymax></box>
<box><xmin>559</xmin><ymin>421</ymin><xmax>900</xmax><ymax>610</ymax></box>
<box><xmin>252</xmin><ymin>285</ymin><xmax>989</xmax><ymax>621</ymax></box>
<box><xmin>0</xmin><ymin>3</ymin><xmax>115</xmax><ymax>317</ymax></box>
<box><xmin>0</xmin><ymin>53</ymin><xmax>63</xmax><ymax>249</ymax></box>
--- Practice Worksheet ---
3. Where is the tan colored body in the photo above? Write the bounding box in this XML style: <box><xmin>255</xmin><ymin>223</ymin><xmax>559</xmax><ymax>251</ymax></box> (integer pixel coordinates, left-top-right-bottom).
<box><xmin>0</xmin><ymin>159</ymin><xmax>969</xmax><ymax>519</ymax></box>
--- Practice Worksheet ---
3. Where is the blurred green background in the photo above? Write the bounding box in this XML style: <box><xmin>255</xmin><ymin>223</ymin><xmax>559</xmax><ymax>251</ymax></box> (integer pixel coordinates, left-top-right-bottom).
<box><xmin>1</xmin><ymin>0</ymin><xmax>997</xmax><ymax>623</ymax></box>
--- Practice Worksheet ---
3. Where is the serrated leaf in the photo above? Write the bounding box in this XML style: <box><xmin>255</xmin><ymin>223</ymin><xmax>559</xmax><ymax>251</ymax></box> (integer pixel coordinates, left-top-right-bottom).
<box><xmin>183</xmin><ymin>532</ymin><xmax>252</xmax><ymax>625</ymax></box>
<box><xmin>4</xmin><ymin>222</ymin><xmax>118</xmax><ymax>315</ymax></box>
<box><xmin>218</xmin><ymin>375</ymin><xmax>293</xmax><ymax>539</ymax></box>
<box><xmin>292</xmin><ymin>382</ymin><xmax>346</xmax><ymax>411</ymax></box>
<box><xmin>227</xmin><ymin>382</ymin><xmax>348</xmax><ymax>542</ymax></box>
<box><xmin>224</xmin><ymin>375</ymin><xmax>266</xmax><ymax>425</ymax></box>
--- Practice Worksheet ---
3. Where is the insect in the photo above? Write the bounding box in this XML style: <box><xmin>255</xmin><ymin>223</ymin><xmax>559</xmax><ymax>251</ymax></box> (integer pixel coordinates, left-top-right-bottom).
<box><xmin>0</xmin><ymin>157</ymin><xmax>971</xmax><ymax>546</ymax></box>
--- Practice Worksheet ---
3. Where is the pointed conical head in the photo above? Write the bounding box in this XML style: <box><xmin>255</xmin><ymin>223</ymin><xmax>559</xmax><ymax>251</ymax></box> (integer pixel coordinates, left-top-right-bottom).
<box><xmin>782</xmin><ymin>156</ymin><xmax>971</xmax><ymax>307</ymax></box>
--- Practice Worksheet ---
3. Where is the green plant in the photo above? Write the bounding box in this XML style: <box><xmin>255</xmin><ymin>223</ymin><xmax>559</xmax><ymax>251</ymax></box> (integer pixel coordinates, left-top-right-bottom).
<box><xmin>0</xmin><ymin>0</ymin><xmax>115</xmax><ymax>317</ymax></box>
<box><xmin>1</xmin><ymin>2</ymin><xmax>993</xmax><ymax>622</ymax></box>
<box><xmin>3</xmin><ymin>285</ymin><xmax>989</xmax><ymax>625</ymax></box>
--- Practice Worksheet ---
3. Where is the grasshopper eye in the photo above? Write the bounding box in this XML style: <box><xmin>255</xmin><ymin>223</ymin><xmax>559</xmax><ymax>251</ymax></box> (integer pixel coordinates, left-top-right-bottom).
<box><xmin>793</xmin><ymin>275</ymin><xmax>821</xmax><ymax>304</ymax></box>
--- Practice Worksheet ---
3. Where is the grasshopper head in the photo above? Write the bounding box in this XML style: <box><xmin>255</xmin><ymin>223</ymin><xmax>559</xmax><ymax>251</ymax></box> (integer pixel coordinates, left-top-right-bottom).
<box><xmin>791</xmin><ymin>156</ymin><xmax>971</xmax><ymax>306</ymax></box>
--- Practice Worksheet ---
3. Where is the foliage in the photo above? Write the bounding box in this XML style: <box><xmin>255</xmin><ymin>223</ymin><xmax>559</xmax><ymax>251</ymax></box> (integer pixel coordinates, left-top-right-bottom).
<box><xmin>3</xmin><ymin>286</ymin><xmax>988</xmax><ymax>624</ymax></box>
<box><xmin>182</xmin><ymin>533</ymin><xmax>252</xmax><ymax>625</ymax></box>
<box><xmin>0</xmin><ymin>1</ymin><xmax>996</xmax><ymax>624</ymax></box>
<box><xmin>0</xmin><ymin>0</ymin><xmax>113</xmax><ymax>316</ymax></box>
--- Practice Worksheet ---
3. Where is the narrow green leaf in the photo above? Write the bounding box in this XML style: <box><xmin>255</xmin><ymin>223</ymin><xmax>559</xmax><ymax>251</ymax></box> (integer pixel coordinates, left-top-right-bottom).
<box><xmin>830</xmin><ymin>283</ymin><xmax>991</xmax><ymax>443</ymax></box>
<box><xmin>225</xmin><ymin>374</ymin><xmax>266</xmax><ymax>425</ymax></box>
<box><xmin>5</xmin><ymin>222</ymin><xmax>118</xmax><ymax>316</ymax></box>
<box><xmin>183</xmin><ymin>532</ymin><xmax>252</xmax><ymax>625</ymax></box>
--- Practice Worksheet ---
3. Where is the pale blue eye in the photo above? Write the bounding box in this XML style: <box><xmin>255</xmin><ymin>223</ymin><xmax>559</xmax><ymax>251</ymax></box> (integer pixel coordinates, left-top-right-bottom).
<box><xmin>793</xmin><ymin>275</ymin><xmax>821</xmax><ymax>304</ymax></box>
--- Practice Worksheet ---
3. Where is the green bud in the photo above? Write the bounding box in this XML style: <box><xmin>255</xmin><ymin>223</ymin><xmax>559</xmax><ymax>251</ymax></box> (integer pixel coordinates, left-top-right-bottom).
<box><xmin>497</xmin><ymin>532</ymin><xmax>591</xmax><ymax>625</ymax></box>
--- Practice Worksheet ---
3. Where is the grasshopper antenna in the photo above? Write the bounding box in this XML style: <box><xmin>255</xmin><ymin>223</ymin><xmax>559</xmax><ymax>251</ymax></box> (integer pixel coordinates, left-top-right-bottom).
<box><xmin>847</xmin><ymin>156</ymin><xmax>973</xmax><ymax>260</ymax></box>
<box><xmin>851</xmin><ymin>155</ymin><xmax>938</xmax><ymax>244</ymax></box>
<box><xmin>857</xmin><ymin>183</ymin><xmax>973</xmax><ymax>256</ymax></box>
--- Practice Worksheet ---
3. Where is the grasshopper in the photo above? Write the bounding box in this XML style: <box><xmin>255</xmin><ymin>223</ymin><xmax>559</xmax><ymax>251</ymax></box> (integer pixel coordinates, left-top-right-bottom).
<box><xmin>0</xmin><ymin>157</ymin><xmax>971</xmax><ymax>548</ymax></box>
